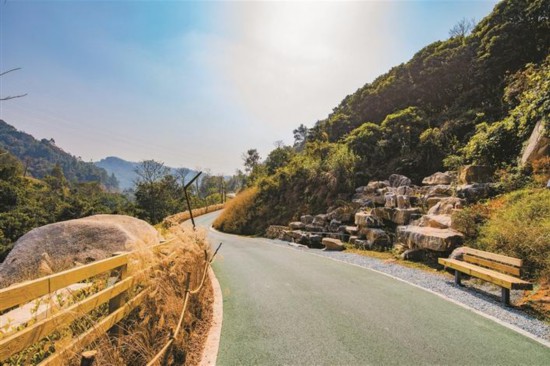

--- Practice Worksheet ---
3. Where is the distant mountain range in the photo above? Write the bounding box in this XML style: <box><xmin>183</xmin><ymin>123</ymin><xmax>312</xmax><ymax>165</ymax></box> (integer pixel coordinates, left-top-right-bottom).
<box><xmin>95</xmin><ymin>156</ymin><xmax>197</xmax><ymax>191</ymax></box>
<box><xmin>0</xmin><ymin>120</ymin><xmax>119</xmax><ymax>190</ymax></box>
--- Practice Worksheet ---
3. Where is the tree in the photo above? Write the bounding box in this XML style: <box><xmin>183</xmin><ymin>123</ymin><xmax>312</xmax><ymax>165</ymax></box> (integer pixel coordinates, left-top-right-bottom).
<box><xmin>134</xmin><ymin>160</ymin><xmax>169</xmax><ymax>185</ymax></box>
<box><xmin>293</xmin><ymin>124</ymin><xmax>309</xmax><ymax>150</ymax></box>
<box><xmin>242</xmin><ymin>149</ymin><xmax>261</xmax><ymax>174</ymax></box>
<box><xmin>0</xmin><ymin>68</ymin><xmax>27</xmax><ymax>101</ymax></box>
<box><xmin>449</xmin><ymin>17</ymin><xmax>476</xmax><ymax>38</ymax></box>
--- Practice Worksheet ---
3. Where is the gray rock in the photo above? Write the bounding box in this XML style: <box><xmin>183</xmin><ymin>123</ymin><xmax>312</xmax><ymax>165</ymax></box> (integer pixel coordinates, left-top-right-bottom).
<box><xmin>448</xmin><ymin>246</ymin><xmax>468</xmax><ymax>261</ymax></box>
<box><xmin>329</xmin><ymin>219</ymin><xmax>342</xmax><ymax>232</ymax></box>
<box><xmin>289</xmin><ymin>221</ymin><xmax>305</xmax><ymax>230</ymax></box>
<box><xmin>0</xmin><ymin>215</ymin><xmax>160</xmax><ymax>286</ymax></box>
<box><xmin>363</xmin><ymin>228</ymin><xmax>391</xmax><ymax>249</ymax></box>
<box><xmin>418</xmin><ymin>214</ymin><xmax>452</xmax><ymax>229</ymax></box>
<box><xmin>401</xmin><ymin>249</ymin><xmax>425</xmax><ymax>261</ymax></box>
<box><xmin>425</xmin><ymin>185</ymin><xmax>452</xmax><ymax>198</ymax></box>
<box><xmin>392</xmin><ymin>208</ymin><xmax>422</xmax><ymax>225</ymax></box>
<box><xmin>457</xmin><ymin>183</ymin><xmax>494</xmax><ymax>202</ymax></box>
<box><xmin>396</xmin><ymin>225</ymin><xmax>463</xmax><ymax>252</ymax></box>
<box><xmin>427</xmin><ymin>197</ymin><xmax>465</xmax><ymax>215</ymax></box>
<box><xmin>521</xmin><ymin>120</ymin><xmax>549</xmax><ymax>165</ymax></box>
<box><xmin>396</xmin><ymin>195</ymin><xmax>410</xmax><ymax>209</ymax></box>
<box><xmin>355</xmin><ymin>212</ymin><xmax>383</xmax><ymax>227</ymax></box>
<box><xmin>322</xmin><ymin>238</ymin><xmax>345</xmax><ymax>251</ymax></box>
<box><xmin>312</xmin><ymin>214</ymin><xmax>328</xmax><ymax>227</ymax></box>
<box><xmin>305</xmin><ymin>224</ymin><xmax>324</xmax><ymax>233</ymax></box>
<box><xmin>385</xmin><ymin>193</ymin><xmax>397</xmax><ymax>208</ymax></box>
<box><xmin>459</xmin><ymin>165</ymin><xmax>492</xmax><ymax>184</ymax></box>
<box><xmin>389</xmin><ymin>174</ymin><xmax>412</xmax><ymax>188</ymax></box>
<box><xmin>300</xmin><ymin>215</ymin><xmax>314</xmax><ymax>225</ymax></box>
<box><xmin>397</xmin><ymin>186</ymin><xmax>415</xmax><ymax>196</ymax></box>
<box><xmin>422</xmin><ymin>172</ymin><xmax>452</xmax><ymax>186</ymax></box>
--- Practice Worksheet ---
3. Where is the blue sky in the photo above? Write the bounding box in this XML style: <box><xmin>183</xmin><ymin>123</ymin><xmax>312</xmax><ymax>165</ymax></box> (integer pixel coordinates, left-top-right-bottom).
<box><xmin>1</xmin><ymin>0</ymin><xmax>497</xmax><ymax>174</ymax></box>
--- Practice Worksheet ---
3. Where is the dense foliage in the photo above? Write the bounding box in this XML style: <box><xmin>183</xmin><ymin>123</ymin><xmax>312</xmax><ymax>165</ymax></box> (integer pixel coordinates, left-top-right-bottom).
<box><xmin>0</xmin><ymin>149</ymin><xmax>135</xmax><ymax>261</ymax></box>
<box><xmin>0</xmin><ymin>120</ymin><xmax>119</xmax><ymax>190</ymax></box>
<box><xmin>215</xmin><ymin>0</ymin><xmax>550</xmax><ymax>236</ymax></box>
<box><xmin>477</xmin><ymin>189</ymin><xmax>550</xmax><ymax>279</ymax></box>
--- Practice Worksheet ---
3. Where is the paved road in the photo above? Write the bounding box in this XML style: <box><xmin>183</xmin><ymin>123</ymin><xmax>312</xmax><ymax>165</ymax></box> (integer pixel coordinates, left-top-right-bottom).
<box><xmin>196</xmin><ymin>212</ymin><xmax>550</xmax><ymax>365</ymax></box>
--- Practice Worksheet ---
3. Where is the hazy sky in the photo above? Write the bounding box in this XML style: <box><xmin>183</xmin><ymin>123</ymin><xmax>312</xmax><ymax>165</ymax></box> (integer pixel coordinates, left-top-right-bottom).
<box><xmin>1</xmin><ymin>0</ymin><xmax>497</xmax><ymax>174</ymax></box>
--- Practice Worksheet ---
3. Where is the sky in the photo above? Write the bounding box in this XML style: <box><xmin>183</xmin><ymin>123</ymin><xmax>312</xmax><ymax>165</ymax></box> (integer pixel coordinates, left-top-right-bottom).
<box><xmin>0</xmin><ymin>0</ymin><xmax>498</xmax><ymax>174</ymax></box>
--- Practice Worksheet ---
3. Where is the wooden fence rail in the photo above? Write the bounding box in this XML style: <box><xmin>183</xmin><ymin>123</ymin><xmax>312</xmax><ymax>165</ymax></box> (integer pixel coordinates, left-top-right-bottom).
<box><xmin>0</xmin><ymin>203</ymin><xmax>224</xmax><ymax>365</ymax></box>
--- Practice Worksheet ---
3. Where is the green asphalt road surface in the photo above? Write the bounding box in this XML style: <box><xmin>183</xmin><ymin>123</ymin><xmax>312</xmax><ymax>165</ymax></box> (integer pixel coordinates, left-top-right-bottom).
<box><xmin>196</xmin><ymin>212</ymin><xmax>550</xmax><ymax>365</ymax></box>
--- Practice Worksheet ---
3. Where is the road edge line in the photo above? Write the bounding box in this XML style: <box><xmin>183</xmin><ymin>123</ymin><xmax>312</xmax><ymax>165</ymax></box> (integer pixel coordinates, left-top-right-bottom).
<box><xmin>208</xmin><ymin>224</ymin><xmax>550</xmax><ymax>348</ymax></box>
<box><xmin>199</xmin><ymin>266</ymin><xmax>223</xmax><ymax>365</ymax></box>
<box><xmin>307</xmin><ymin>251</ymin><xmax>550</xmax><ymax>349</ymax></box>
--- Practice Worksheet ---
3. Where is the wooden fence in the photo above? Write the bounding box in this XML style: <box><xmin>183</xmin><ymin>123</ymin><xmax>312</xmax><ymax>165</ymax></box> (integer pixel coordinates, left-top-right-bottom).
<box><xmin>0</xmin><ymin>204</ymin><xmax>224</xmax><ymax>365</ymax></box>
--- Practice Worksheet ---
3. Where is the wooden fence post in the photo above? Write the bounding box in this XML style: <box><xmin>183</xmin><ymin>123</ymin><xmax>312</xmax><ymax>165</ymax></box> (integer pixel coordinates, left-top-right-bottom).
<box><xmin>80</xmin><ymin>350</ymin><xmax>97</xmax><ymax>366</ymax></box>
<box><xmin>108</xmin><ymin>252</ymin><xmax>128</xmax><ymax>338</ymax></box>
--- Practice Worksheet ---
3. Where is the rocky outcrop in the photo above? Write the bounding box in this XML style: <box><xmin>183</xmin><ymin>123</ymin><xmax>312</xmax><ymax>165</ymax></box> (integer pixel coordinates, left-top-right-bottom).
<box><xmin>0</xmin><ymin>215</ymin><xmax>161</xmax><ymax>286</ymax></box>
<box><xmin>396</xmin><ymin>226</ymin><xmax>463</xmax><ymax>252</ymax></box>
<box><xmin>521</xmin><ymin>120</ymin><xmax>549</xmax><ymax>165</ymax></box>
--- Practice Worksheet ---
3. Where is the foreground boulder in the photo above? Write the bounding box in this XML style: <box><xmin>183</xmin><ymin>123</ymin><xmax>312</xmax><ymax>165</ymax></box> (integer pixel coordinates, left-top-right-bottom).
<box><xmin>0</xmin><ymin>215</ymin><xmax>161</xmax><ymax>286</ymax></box>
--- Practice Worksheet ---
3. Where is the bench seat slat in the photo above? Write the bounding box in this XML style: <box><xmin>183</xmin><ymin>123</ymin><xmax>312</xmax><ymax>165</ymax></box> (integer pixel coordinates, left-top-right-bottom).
<box><xmin>439</xmin><ymin>258</ymin><xmax>532</xmax><ymax>290</ymax></box>
<box><xmin>463</xmin><ymin>254</ymin><xmax>521</xmax><ymax>276</ymax></box>
<box><xmin>463</xmin><ymin>248</ymin><xmax>522</xmax><ymax>267</ymax></box>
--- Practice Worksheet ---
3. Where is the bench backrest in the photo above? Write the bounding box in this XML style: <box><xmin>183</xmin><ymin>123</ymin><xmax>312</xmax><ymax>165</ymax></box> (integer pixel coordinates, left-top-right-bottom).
<box><xmin>462</xmin><ymin>247</ymin><xmax>522</xmax><ymax>276</ymax></box>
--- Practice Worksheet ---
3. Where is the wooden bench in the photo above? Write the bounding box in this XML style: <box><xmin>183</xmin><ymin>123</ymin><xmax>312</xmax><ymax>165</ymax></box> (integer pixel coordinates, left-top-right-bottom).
<box><xmin>438</xmin><ymin>247</ymin><xmax>532</xmax><ymax>306</ymax></box>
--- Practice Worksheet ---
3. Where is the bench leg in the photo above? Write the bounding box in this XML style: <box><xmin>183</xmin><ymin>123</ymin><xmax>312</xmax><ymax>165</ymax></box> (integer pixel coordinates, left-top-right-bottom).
<box><xmin>502</xmin><ymin>288</ymin><xmax>510</xmax><ymax>306</ymax></box>
<box><xmin>454</xmin><ymin>270</ymin><xmax>462</xmax><ymax>286</ymax></box>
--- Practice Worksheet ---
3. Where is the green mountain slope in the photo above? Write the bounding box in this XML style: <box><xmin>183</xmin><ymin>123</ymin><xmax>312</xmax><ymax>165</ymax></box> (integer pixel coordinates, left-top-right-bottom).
<box><xmin>216</xmin><ymin>0</ymin><xmax>550</xmax><ymax>235</ymax></box>
<box><xmin>0</xmin><ymin>120</ymin><xmax>119</xmax><ymax>191</ymax></box>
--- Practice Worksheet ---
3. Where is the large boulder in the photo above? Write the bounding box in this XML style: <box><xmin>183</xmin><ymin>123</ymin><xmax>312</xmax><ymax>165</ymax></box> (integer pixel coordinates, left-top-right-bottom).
<box><xmin>422</xmin><ymin>172</ymin><xmax>452</xmax><ymax>186</ymax></box>
<box><xmin>361</xmin><ymin>228</ymin><xmax>391</xmax><ymax>249</ymax></box>
<box><xmin>459</xmin><ymin>165</ymin><xmax>492</xmax><ymax>184</ymax></box>
<box><xmin>389</xmin><ymin>174</ymin><xmax>412</xmax><ymax>188</ymax></box>
<box><xmin>396</xmin><ymin>226</ymin><xmax>463</xmax><ymax>252</ymax></box>
<box><xmin>0</xmin><ymin>215</ymin><xmax>161</xmax><ymax>286</ymax></box>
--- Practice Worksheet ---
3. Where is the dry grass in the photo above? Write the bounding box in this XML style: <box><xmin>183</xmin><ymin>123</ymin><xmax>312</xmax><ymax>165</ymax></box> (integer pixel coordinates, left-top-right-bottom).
<box><xmin>84</xmin><ymin>225</ymin><xmax>214</xmax><ymax>366</ymax></box>
<box><xmin>212</xmin><ymin>188</ymin><xmax>258</xmax><ymax>235</ymax></box>
<box><xmin>2</xmin><ymin>218</ymin><xmax>216</xmax><ymax>365</ymax></box>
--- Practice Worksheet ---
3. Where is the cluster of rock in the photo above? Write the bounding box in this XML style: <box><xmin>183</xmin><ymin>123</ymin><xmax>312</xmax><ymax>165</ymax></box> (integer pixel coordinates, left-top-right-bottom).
<box><xmin>270</xmin><ymin>165</ymin><xmax>496</xmax><ymax>257</ymax></box>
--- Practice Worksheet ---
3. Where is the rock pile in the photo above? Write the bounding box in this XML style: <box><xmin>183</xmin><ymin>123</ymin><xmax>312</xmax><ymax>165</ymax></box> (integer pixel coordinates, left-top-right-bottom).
<box><xmin>270</xmin><ymin>166</ymin><xmax>496</xmax><ymax>259</ymax></box>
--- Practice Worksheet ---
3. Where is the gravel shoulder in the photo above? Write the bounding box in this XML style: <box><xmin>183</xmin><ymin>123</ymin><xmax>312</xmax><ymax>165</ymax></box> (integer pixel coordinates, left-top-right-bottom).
<box><xmin>266</xmin><ymin>239</ymin><xmax>550</xmax><ymax>345</ymax></box>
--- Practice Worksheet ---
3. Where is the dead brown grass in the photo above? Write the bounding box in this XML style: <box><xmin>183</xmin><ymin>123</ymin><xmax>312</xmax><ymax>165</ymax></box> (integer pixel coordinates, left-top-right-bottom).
<box><xmin>76</xmin><ymin>225</ymin><xmax>214</xmax><ymax>366</ymax></box>
<box><xmin>212</xmin><ymin>188</ymin><xmax>258</xmax><ymax>235</ymax></box>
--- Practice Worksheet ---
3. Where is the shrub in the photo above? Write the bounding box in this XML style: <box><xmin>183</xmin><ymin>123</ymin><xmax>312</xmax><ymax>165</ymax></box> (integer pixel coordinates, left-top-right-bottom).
<box><xmin>212</xmin><ymin>187</ymin><xmax>259</xmax><ymax>235</ymax></box>
<box><xmin>476</xmin><ymin>189</ymin><xmax>550</xmax><ymax>279</ymax></box>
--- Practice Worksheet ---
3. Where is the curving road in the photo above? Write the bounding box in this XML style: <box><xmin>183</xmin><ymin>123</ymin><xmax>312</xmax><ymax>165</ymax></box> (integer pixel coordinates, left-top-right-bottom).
<box><xmin>196</xmin><ymin>212</ymin><xmax>550</xmax><ymax>365</ymax></box>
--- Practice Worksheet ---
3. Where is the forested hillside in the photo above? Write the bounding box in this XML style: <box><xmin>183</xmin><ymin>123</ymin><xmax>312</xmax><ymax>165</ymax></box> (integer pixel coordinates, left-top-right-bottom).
<box><xmin>215</xmin><ymin>0</ymin><xmax>549</xmax><ymax>235</ymax></box>
<box><xmin>0</xmin><ymin>120</ymin><xmax>119</xmax><ymax>191</ymax></box>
